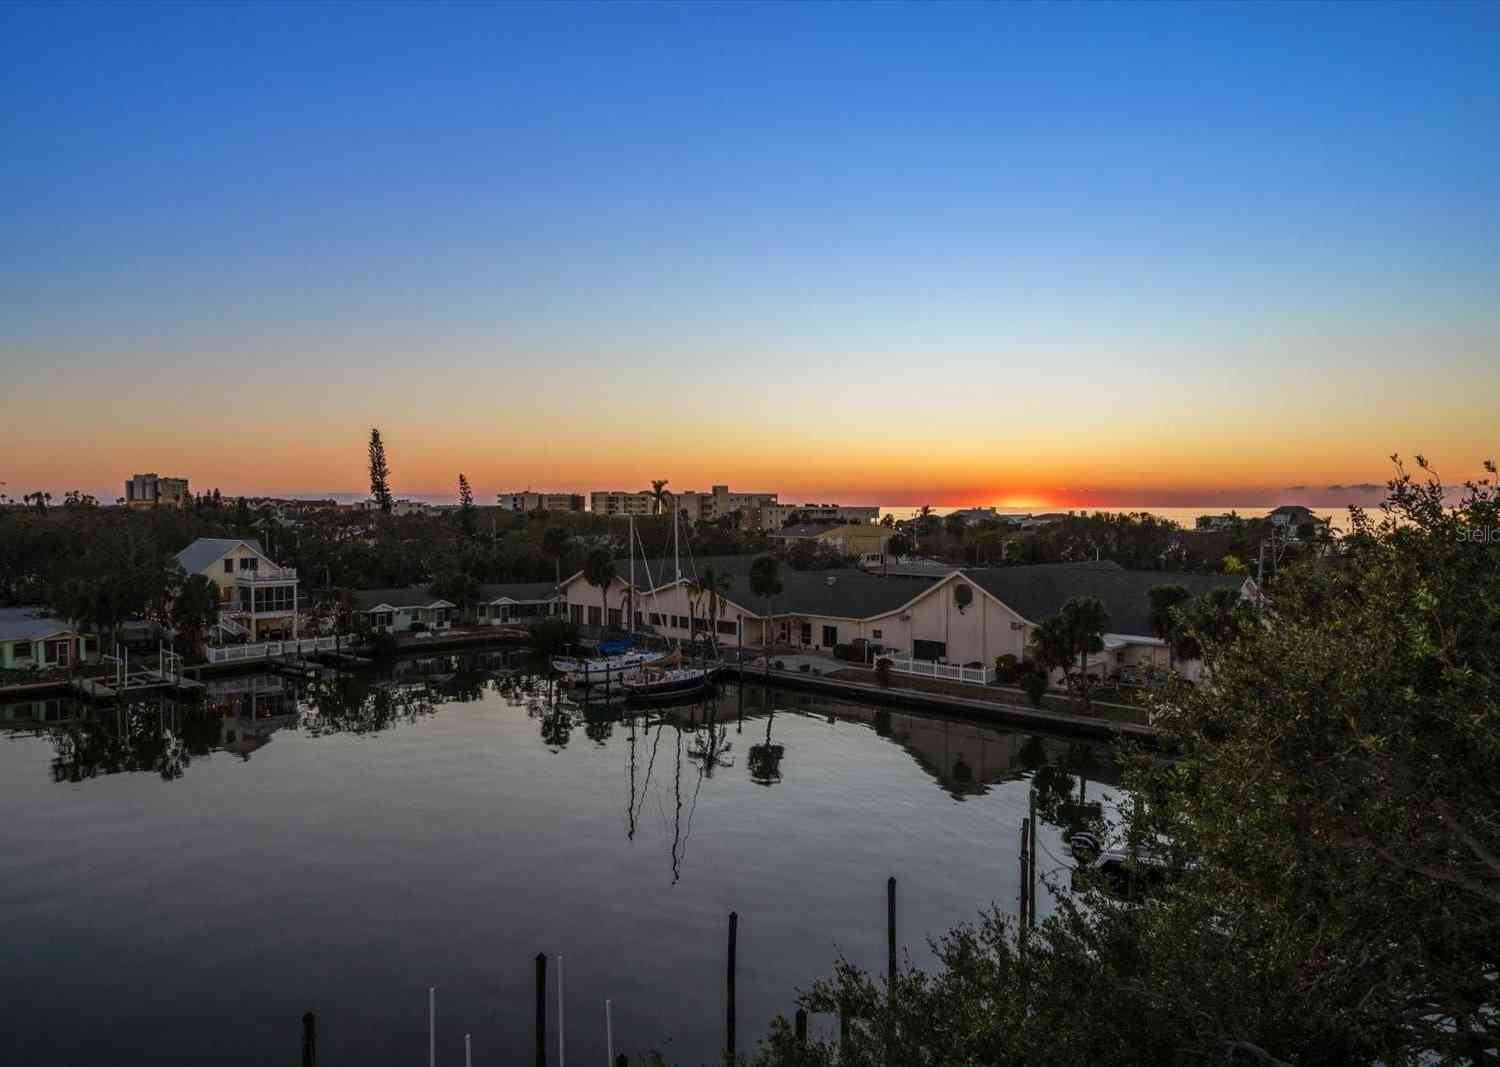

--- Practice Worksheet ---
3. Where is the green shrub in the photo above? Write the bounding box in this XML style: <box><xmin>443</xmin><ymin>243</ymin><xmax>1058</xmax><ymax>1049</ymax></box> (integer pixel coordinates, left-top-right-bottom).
<box><xmin>832</xmin><ymin>643</ymin><xmax>854</xmax><ymax>661</ymax></box>
<box><xmin>994</xmin><ymin>653</ymin><xmax>1021</xmax><ymax>684</ymax></box>
<box><xmin>1021</xmin><ymin>670</ymin><xmax>1047</xmax><ymax>707</ymax></box>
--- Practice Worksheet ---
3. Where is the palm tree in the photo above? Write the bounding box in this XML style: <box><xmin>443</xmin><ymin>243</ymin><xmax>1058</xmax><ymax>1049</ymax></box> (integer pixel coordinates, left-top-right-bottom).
<box><xmin>583</xmin><ymin>547</ymin><xmax>615</xmax><ymax>631</ymax></box>
<box><xmin>1059</xmin><ymin>596</ymin><xmax>1109</xmax><ymax>708</ymax></box>
<box><xmin>542</xmin><ymin>525</ymin><xmax>571</xmax><ymax>587</ymax></box>
<box><xmin>649</xmin><ymin>479</ymin><xmax>671</xmax><ymax>517</ymax></box>
<box><xmin>698</xmin><ymin>564</ymin><xmax>734</xmax><ymax>650</ymax></box>
<box><xmin>748</xmin><ymin>555</ymin><xmax>782</xmax><ymax>664</ymax></box>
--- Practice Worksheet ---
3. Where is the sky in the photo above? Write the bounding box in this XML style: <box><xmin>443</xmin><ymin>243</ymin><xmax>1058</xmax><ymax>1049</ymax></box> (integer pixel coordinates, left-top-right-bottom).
<box><xmin>1</xmin><ymin>2</ymin><xmax>1496</xmax><ymax>508</ymax></box>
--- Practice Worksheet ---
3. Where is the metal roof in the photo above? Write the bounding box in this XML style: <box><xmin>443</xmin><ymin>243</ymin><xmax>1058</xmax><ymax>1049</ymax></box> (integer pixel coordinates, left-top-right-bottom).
<box><xmin>174</xmin><ymin>538</ymin><xmax>268</xmax><ymax>575</ymax></box>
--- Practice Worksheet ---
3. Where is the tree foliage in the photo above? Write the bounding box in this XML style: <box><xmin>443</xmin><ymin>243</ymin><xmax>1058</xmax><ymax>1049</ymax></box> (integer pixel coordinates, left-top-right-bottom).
<box><xmin>753</xmin><ymin>458</ymin><xmax>1500</xmax><ymax>1066</ymax></box>
<box><xmin>367</xmin><ymin>427</ymin><xmax>393</xmax><ymax>513</ymax></box>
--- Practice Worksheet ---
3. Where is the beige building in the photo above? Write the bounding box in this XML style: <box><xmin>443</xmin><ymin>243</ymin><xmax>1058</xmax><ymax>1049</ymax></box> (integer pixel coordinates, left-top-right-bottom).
<box><xmin>769</xmin><ymin>523</ymin><xmax>893</xmax><ymax>564</ymax></box>
<box><xmin>591</xmin><ymin>490</ymin><xmax>660</xmax><ymax>516</ymax></box>
<box><xmin>758</xmin><ymin>502</ymin><xmax>880</xmax><ymax>529</ymax></box>
<box><xmin>673</xmin><ymin>485</ymin><xmax>778</xmax><ymax>524</ymax></box>
<box><xmin>558</xmin><ymin>555</ymin><xmax>1254</xmax><ymax>683</ymax></box>
<box><xmin>125</xmin><ymin>473</ymin><xmax>190</xmax><ymax>509</ymax></box>
<box><xmin>498</xmin><ymin>491</ymin><xmax>586</xmax><ymax>513</ymax></box>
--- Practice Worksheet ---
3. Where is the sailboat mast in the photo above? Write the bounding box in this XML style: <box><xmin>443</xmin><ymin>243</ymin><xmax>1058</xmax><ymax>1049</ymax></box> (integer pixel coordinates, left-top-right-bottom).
<box><xmin>629</xmin><ymin>514</ymin><xmax>636</xmax><ymax>634</ymax></box>
<box><xmin>674</xmin><ymin>504</ymin><xmax>681</xmax><ymax>582</ymax></box>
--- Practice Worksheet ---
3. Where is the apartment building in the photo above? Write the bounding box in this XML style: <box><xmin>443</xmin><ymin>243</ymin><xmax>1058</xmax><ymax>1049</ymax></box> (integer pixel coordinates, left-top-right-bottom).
<box><xmin>124</xmin><ymin>473</ymin><xmax>190</xmax><ymax>509</ymax></box>
<box><xmin>497</xmin><ymin>491</ymin><xmax>586</xmax><ymax>513</ymax></box>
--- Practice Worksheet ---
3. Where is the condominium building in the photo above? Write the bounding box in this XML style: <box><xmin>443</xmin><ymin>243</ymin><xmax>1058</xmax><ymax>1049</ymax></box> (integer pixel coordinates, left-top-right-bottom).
<box><xmin>590</xmin><ymin>490</ymin><xmax>660</xmax><ymax>516</ymax></box>
<box><xmin>674</xmin><ymin>485</ymin><xmax>779</xmax><ymax>524</ymax></box>
<box><xmin>124</xmin><ymin>473</ymin><xmax>190</xmax><ymax>509</ymax></box>
<box><xmin>498</xmin><ymin>491</ymin><xmax>586</xmax><ymax>513</ymax></box>
<box><xmin>756</xmin><ymin>502</ymin><xmax>881</xmax><ymax>530</ymax></box>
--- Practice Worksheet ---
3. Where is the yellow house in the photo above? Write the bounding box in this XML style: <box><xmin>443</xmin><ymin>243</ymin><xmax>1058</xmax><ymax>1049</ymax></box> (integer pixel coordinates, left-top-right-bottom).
<box><xmin>173</xmin><ymin>538</ymin><xmax>300</xmax><ymax>642</ymax></box>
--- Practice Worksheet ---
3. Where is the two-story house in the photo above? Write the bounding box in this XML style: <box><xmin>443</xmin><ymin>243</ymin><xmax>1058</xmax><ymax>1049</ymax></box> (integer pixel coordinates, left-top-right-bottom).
<box><xmin>174</xmin><ymin>538</ymin><xmax>300</xmax><ymax>642</ymax></box>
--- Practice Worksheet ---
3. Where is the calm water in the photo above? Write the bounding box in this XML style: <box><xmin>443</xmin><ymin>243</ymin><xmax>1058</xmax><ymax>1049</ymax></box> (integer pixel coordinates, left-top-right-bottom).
<box><xmin>0</xmin><ymin>652</ymin><xmax>1115</xmax><ymax>1065</ymax></box>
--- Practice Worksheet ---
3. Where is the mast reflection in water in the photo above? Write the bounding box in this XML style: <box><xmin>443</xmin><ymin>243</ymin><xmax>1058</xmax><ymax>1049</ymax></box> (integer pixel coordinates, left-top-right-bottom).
<box><xmin>0</xmin><ymin>649</ymin><xmax>1120</xmax><ymax>1066</ymax></box>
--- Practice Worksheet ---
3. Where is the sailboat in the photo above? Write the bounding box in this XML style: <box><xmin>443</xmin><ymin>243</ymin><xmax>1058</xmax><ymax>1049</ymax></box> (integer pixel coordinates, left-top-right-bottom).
<box><xmin>551</xmin><ymin>513</ymin><xmax>666</xmax><ymax>686</ymax></box>
<box><xmin>620</xmin><ymin>650</ymin><xmax>724</xmax><ymax>702</ymax></box>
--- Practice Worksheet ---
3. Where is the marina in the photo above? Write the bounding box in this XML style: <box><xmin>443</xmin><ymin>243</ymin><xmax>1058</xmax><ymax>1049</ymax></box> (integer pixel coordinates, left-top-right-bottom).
<box><xmin>0</xmin><ymin>649</ymin><xmax>1113</xmax><ymax>1065</ymax></box>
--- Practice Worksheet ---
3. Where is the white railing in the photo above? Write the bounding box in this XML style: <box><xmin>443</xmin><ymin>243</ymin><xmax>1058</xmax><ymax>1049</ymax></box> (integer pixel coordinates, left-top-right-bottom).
<box><xmin>880</xmin><ymin>655</ymin><xmax>994</xmax><ymax>686</ymax></box>
<box><xmin>235</xmin><ymin>566</ymin><xmax>299</xmax><ymax>583</ymax></box>
<box><xmin>204</xmin><ymin>635</ymin><xmax>354</xmax><ymax>664</ymax></box>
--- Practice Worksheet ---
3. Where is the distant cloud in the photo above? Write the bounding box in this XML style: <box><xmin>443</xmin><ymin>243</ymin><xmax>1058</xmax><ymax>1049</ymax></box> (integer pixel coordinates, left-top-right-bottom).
<box><xmin>1284</xmin><ymin>485</ymin><xmax>1307</xmax><ymax>491</ymax></box>
<box><xmin>1327</xmin><ymin>483</ymin><xmax>1380</xmax><ymax>493</ymax></box>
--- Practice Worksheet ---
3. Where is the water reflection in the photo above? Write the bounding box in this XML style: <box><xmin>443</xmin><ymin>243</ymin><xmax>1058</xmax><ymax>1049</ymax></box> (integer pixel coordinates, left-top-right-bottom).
<box><xmin>1</xmin><ymin>648</ymin><xmax>1119</xmax><ymax>856</ymax></box>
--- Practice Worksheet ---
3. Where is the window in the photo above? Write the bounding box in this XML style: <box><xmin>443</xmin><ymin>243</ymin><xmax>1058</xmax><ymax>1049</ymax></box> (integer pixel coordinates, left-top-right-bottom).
<box><xmin>872</xmin><ymin>629</ymin><xmax>883</xmax><ymax>639</ymax></box>
<box><xmin>649</xmin><ymin>613</ymin><xmax>663</xmax><ymax>626</ymax></box>
<box><xmin>588</xmin><ymin>606</ymin><xmax>602</xmax><ymax>626</ymax></box>
<box><xmin>822</xmin><ymin>625</ymin><xmax>838</xmax><ymax>647</ymax></box>
<box><xmin>12</xmin><ymin>641</ymin><xmax>31</xmax><ymax>660</ymax></box>
<box><xmin>800</xmin><ymin>622</ymin><xmax>812</xmax><ymax>644</ymax></box>
<box><xmin>239</xmin><ymin>557</ymin><xmax>257</xmax><ymax>571</ymax></box>
<box><xmin>608</xmin><ymin>609</ymin><xmax>622</xmax><ymax>628</ymax></box>
<box><xmin>717</xmin><ymin>620</ymin><xmax>737</xmax><ymax>636</ymax></box>
<box><xmin>223</xmin><ymin>559</ymin><xmax>234</xmax><ymax>574</ymax></box>
<box><xmin>913</xmin><ymin>639</ymin><xmax>947</xmax><ymax>662</ymax></box>
<box><xmin>570</xmin><ymin>604</ymin><xmax>584</xmax><ymax>624</ymax></box>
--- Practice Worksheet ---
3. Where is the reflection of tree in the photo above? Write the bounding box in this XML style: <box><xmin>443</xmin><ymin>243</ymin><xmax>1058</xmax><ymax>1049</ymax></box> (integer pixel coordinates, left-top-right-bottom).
<box><xmin>540</xmin><ymin>709</ymin><xmax>573</xmax><ymax>749</ymax></box>
<box><xmin>748</xmin><ymin>709</ymin><xmax>785</xmax><ymax>786</ymax></box>
<box><xmin>583</xmin><ymin>705</ymin><xmax>614</xmax><ymax>745</ymax></box>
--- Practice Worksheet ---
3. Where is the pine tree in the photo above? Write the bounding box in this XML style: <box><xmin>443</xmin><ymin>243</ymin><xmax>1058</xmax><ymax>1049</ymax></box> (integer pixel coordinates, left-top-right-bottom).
<box><xmin>458</xmin><ymin>473</ymin><xmax>476</xmax><ymax>535</ymax></box>
<box><xmin>368</xmin><ymin>428</ymin><xmax>393</xmax><ymax>514</ymax></box>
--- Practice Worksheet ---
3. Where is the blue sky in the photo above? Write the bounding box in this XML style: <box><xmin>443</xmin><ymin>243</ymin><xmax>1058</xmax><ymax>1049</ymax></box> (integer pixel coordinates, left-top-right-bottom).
<box><xmin>2</xmin><ymin>2</ymin><xmax>1496</xmax><ymax>504</ymax></box>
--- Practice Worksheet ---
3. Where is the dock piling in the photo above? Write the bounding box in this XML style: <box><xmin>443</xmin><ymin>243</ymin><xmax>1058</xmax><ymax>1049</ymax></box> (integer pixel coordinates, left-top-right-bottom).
<box><xmin>429</xmin><ymin>986</ymin><xmax>436</xmax><ymax>1067</ymax></box>
<box><xmin>726</xmin><ymin>911</ymin><xmax>738</xmax><ymax>1058</ymax></box>
<box><xmin>557</xmin><ymin>954</ymin><xmax>565</xmax><ymax>1067</ymax></box>
<box><xmin>535</xmin><ymin>952</ymin><xmax>547</xmax><ymax>1067</ymax></box>
<box><xmin>301</xmin><ymin>1011</ymin><xmax>316</xmax><ymax>1067</ymax></box>
<box><xmin>795</xmin><ymin>1007</ymin><xmax>807</xmax><ymax>1046</ymax></box>
<box><xmin>887</xmin><ymin>876</ymin><xmax>897</xmax><ymax>993</ymax></box>
<box><xmin>605</xmin><ymin>998</ymin><xmax>614</xmax><ymax>1064</ymax></box>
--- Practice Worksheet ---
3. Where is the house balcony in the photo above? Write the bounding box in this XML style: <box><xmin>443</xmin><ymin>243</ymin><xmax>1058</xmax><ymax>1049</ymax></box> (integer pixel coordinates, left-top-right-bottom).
<box><xmin>234</xmin><ymin>566</ymin><xmax>298</xmax><ymax>584</ymax></box>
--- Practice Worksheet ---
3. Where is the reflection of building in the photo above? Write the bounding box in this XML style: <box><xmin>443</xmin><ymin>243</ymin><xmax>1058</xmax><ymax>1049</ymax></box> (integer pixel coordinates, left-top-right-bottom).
<box><xmin>125</xmin><ymin>472</ymin><xmax>190</xmax><ymax>509</ymax></box>
<box><xmin>175</xmin><ymin>538</ymin><xmax>301</xmax><ymax>642</ymax></box>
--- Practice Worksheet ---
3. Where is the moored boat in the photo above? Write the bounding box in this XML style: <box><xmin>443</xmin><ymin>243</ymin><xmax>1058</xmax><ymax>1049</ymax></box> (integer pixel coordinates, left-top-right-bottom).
<box><xmin>551</xmin><ymin>649</ymin><xmax>666</xmax><ymax>685</ymax></box>
<box><xmin>621</xmin><ymin>662</ymin><xmax>723</xmax><ymax>702</ymax></box>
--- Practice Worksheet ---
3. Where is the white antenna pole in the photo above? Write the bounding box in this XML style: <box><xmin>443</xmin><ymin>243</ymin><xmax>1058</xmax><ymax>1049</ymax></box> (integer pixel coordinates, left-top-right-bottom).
<box><xmin>557</xmin><ymin>954</ymin><xmax>566</xmax><ymax>1067</ymax></box>
<box><xmin>464</xmin><ymin>1033</ymin><xmax>471</xmax><ymax>1067</ymax></box>
<box><xmin>674</xmin><ymin>506</ymin><xmax>681</xmax><ymax>582</ymax></box>
<box><xmin>429</xmin><ymin>986</ymin><xmax>436</xmax><ymax>1067</ymax></box>
<box><xmin>606</xmin><ymin>998</ymin><xmax>614</xmax><ymax>1063</ymax></box>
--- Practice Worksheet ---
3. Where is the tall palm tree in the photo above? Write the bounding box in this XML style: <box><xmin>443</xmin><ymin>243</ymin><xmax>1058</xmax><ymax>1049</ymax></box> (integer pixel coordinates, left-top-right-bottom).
<box><xmin>542</xmin><ymin>525</ymin><xmax>571</xmax><ymax>587</ymax></box>
<box><xmin>649</xmin><ymin>479</ymin><xmax>671</xmax><ymax>517</ymax></box>
<box><xmin>698</xmin><ymin>565</ymin><xmax>734</xmax><ymax>650</ymax></box>
<box><xmin>583</xmin><ymin>548</ymin><xmax>615</xmax><ymax>631</ymax></box>
<box><xmin>748</xmin><ymin>555</ymin><xmax>782</xmax><ymax>664</ymax></box>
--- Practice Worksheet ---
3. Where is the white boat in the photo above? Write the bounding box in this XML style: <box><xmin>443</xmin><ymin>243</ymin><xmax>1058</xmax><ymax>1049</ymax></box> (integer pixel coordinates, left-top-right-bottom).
<box><xmin>551</xmin><ymin>650</ymin><xmax>666</xmax><ymax>685</ymax></box>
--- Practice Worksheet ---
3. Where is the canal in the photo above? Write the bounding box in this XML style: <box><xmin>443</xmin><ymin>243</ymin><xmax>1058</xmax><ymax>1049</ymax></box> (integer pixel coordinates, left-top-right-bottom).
<box><xmin>0</xmin><ymin>650</ymin><xmax>1119</xmax><ymax>1065</ymax></box>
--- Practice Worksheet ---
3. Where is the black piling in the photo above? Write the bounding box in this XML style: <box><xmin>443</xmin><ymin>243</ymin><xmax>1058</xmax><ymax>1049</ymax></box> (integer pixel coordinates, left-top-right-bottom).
<box><xmin>795</xmin><ymin>1007</ymin><xmax>808</xmax><ymax>1045</ymax></box>
<box><xmin>535</xmin><ymin>952</ymin><xmax>547</xmax><ymax>1067</ymax></box>
<box><xmin>887</xmin><ymin>876</ymin><xmax>897</xmax><ymax>992</ymax></box>
<box><xmin>1019</xmin><ymin>821</ymin><xmax>1031</xmax><ymax>931</ymax></box>
<box><xmin>726</xmin><ymin>910</ymin><xmax>738</xmax><ymax>1058</ymax></box>
<box><xmin>301</xmin><ymin>1011</ymin><xmax>316</xmax><ymax>1067</ymax></box>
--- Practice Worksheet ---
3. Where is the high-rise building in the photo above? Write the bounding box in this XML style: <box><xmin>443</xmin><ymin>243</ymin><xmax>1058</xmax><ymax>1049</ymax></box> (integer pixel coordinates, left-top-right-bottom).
<box><xmin>125</xmin><ymin>473</ymin><xmax>190</xmax><ymax>509</ymax></box>
<box><xmin>497</xmin><ymin>491</ymin><xmax>586</xmax><ymax>513</ymax></box>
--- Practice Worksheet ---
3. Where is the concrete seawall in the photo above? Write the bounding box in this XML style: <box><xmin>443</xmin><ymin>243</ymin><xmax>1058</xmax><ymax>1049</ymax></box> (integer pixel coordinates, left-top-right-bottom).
<box><xmin>723</xmin><ymin>663</ymin><xmax>1158</xmax><ymax>744</ymax></box>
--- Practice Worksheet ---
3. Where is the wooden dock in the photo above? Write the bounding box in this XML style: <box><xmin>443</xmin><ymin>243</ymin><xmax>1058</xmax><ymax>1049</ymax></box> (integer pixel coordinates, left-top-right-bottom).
<box><xmin>70</xmin><ymin>671</ymin><xmax>204</xmax><ymax>701</ymax></box>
